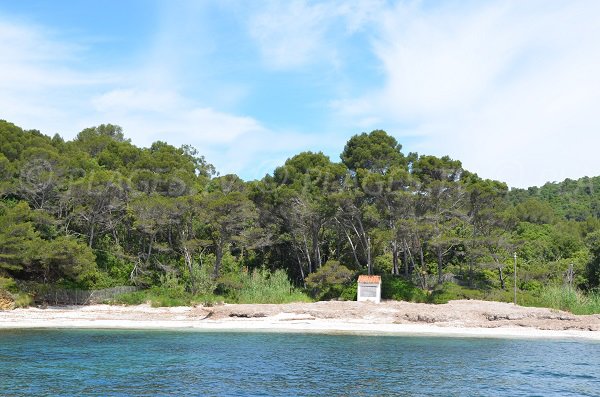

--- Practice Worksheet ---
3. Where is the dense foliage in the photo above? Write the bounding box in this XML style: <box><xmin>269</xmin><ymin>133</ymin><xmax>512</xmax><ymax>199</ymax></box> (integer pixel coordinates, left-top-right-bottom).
<box><xmin>1</xmin><ymin>120</ymin><xmax>599</xmax><ymax>306</ymax></box>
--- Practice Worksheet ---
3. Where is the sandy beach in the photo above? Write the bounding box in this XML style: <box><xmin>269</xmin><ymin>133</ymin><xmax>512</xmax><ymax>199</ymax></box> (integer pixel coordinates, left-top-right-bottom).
<box><xmin>1</xmin><ymin>300</ymin><xmax>599</xmax><ymax>340</ymax></box>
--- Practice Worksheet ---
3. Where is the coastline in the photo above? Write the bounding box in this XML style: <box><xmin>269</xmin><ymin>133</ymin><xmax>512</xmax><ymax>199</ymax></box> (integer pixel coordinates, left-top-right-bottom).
<box><xmin>1</xmin><ymin>300</ymin><xmax>599</xmax><ymax>341</ymax></box>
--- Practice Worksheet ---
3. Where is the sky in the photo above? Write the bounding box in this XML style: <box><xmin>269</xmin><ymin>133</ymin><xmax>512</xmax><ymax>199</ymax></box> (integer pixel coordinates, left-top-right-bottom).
<box><xmin>1</xmin><ymin>0</ymin><xmax>599</xmax><ymax>188</ymax></box>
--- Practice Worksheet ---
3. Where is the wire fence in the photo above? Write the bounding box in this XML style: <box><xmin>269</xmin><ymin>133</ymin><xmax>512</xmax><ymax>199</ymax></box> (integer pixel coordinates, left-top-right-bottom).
<box><xmin>36</xmin><ymin>286</ymin><xmax>139</xmax><ymax>305</ymax></box>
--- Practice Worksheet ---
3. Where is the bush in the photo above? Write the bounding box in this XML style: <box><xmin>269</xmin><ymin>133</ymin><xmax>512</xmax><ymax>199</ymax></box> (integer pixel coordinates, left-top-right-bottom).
<box><xmin>113</xmin><ymin>267</ymin><xmax>310</xmax><ymax>307</ymax></box>
<box><xmin>381</xmin><ymin>275</ymin><xmax>429</xmax><ymax>302</ymax></box>
<box><xmin>112</xmin><ymin>273</ymin><xmax>191</xmax><ymax>307</ymax></box>
<box><xmin>184</xmin><ymin>255</ymin><xmax>218</xmax><ymax>296</ymax></box>
<box><xmin>373</xmin><ymin>253</ymin><xmax>393</xmax><ymax>274</ymax></box>
<box><xmin>305</xmin><ymin>260</ymin><xmax>354</xmax><ymax>300</ymax></box>
<box><xmin>429</xmin><ymin>282</ymin><xmax>486</xmax><ymax>304</ymax></box>
<box><xmin>339</xmin><ymin>283</ymin><xmax>357</xmax><ymax>301</ymax></box>
<box><xmin>0</xmin><ymin>276</ymin><xmax>18</xmax><ymax>293</ymax></box>
<box><xmin>520</xmin><ymin>279</ymin><xmax>543</xmax><ymax>292</ymax></box>
<box><xmin>0</xmin><ymin>277</ymin><xmax>32</xmax><ymax>309</ymax></box>
<box><xmin>13</xmin><ymin>292</ymin><xmax>33</xmax><ymax>308</ymax></box>
<box><xmin>428</xmin><ymin>282</ymin><xmax>540</xmax><ymax>304</ymax></box>
<box><xmin>235</xmin><ymin>268</ymin><xmax>310</xmax><ymax>304</ymax></box>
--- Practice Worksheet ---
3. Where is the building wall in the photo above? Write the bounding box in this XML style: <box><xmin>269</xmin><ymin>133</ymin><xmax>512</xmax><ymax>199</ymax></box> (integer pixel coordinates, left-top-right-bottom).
<box><xmin>357</xmin><ymin>282</ymin><xmax>381</xmax><ymax>303</ymax></box>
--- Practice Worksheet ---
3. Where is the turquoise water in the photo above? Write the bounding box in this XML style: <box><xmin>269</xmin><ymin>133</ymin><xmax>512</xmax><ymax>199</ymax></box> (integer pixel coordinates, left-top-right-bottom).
<box><xmin>0</xmin><ymin>330</ymin><xmax>598</xmax><ymax>396</ymax></box>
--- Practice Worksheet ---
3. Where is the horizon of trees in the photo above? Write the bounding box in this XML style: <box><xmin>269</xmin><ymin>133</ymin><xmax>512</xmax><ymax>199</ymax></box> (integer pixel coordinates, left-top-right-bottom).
<box><xmin>1</xmin><ymin>119</ymin><xmax>599</xmax><ymax>298</ymax></box>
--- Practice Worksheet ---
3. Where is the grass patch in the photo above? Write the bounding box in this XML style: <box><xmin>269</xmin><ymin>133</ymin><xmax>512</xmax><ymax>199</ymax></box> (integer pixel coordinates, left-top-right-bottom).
<box><xmin>224</xmin><ymin>269</ymin><xmax>311</xmax><ymax>304</ymax></box>
<box><xmin>521</xmin><ymin>285</ymin><xmax>600</xmax><ymax>315</ymax></box>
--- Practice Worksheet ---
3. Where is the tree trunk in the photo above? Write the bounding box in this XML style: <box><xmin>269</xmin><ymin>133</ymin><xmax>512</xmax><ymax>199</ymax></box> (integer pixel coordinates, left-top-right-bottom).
<box><xmin>498</xmin><ymin>265</ymin><xmax>506</xmax><ymax>289</ymax></box>
<box><xmin>419</xmin><ymin>244</ymin><xmax>427</xmax><ymax>289</ymax></box>
<box><xmin>367</xmin><ymin>236</ymin><xmax>372</xmax><ymax>275</ymax></box>
<box><xmin>437</xmin><ymin>247</ymin><xmax>444</xmax><ymax>285</ymax></box>
<box><xmin>403</xmin><ymin>244</ymin><xmax>409</xmax><ymax>277</ymax></box>
<box><xmin>182</xmin><ymin>243</ymin><xmax>196</xmax><ymax>294</ymax></box>
<box><xmin>391</xmin><ymin>240</ymin><xmax>399</xmax><ymax>275</ymax></box>
<box><xmin>88</xmin><ymin>223</ymin><xmax>95</xmax><ymax>248</ymax></box>
<box><xmin>312</xmin><ymin>226</ymin><xmax>322</xmax><ymax>269</ymax></box>
<box><xmin>303</xmin><ymin>235</ymin><xmax>313</xmax><ymax>274</ymax></box>
<box><xmin>214</xmin><ymin>242</ymin><xmax>223</xmax><ymax>278</ymax></box>
<box><xmin>296</xmin><ymin>252</ymin><xmax>306</xmax><ymax>288</ymax></box>
<box><xmin>341</xmin><ymin>227</ymin><xmax>361</xmax><ymax>269</ymax></box>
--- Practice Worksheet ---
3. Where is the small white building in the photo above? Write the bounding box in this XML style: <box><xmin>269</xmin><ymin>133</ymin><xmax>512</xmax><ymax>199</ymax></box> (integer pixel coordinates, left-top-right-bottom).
<box><xmin>357</xmin><ymin>275</ymin><xmax>382</xmax><ymax>303</ymax></box>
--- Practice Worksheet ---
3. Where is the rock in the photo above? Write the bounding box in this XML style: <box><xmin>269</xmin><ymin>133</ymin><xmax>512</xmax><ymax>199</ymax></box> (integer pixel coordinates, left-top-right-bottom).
<box><xmin>0</xmin><ymin>290</ymin><xmax>15</xmax><ymax>310</ymax></box>
<box><xmin>228</xmin><ymin>312</ymin><xmax>267</xmax><ymax>318</ymax></box>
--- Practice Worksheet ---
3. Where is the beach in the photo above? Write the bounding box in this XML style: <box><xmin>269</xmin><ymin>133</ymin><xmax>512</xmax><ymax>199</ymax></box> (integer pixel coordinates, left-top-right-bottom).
<box><xmin>1</xmin><ymin>300</ymin><xmax>599</xmax><ymax>340</ymax></box>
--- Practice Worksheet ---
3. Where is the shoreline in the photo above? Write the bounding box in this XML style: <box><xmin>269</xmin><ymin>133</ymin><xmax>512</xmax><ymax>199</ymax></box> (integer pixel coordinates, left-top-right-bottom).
<box><xmin>2</xmin><ymin>319</ymin><xmax>599</xmax><ymax>342</ymax></box>
<box><xmin>1</xmin><ymin>300</ymin><xmax>599</xmax><ymax>341</ymax></box>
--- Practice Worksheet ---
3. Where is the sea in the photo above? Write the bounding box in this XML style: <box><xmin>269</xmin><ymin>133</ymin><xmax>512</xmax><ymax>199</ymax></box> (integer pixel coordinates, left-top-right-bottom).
<box><xmin>0</xmin><ymin>329</ymin><xmax>598</xmax><ymax>396</ymax></box>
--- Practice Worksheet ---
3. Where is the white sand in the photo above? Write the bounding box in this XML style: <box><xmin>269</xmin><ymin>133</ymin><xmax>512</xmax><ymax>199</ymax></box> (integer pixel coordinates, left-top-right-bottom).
<box><xmin>1</xmin><ymin>302</ymin><xmax>599</xmax><ymax>341</ymax></box>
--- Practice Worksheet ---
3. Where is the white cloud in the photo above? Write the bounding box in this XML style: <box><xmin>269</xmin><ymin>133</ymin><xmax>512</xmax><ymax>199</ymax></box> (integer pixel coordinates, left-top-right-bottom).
<box><xmin>248</xmin><ymin>1</ymin><xmax>332</xmax><ymax>69</ymax></box>
<box><xmin>246</xmin><ymin>0</ymin><xmax>385</xmax><ymax>70</ymax></box>
<box><xmin>333</xmin><ymin>0</ymin><xmax>600</xmax><ymax>187</ymax></box>
<box><xmin>0</xmin><ymin>16</ymin><xmax>116</xmax><ymax>136</ymax></box>
<box><xmin>90</xmin><ymin>87</ymin><xmax>266</xmax><ymax>146</ymax></box>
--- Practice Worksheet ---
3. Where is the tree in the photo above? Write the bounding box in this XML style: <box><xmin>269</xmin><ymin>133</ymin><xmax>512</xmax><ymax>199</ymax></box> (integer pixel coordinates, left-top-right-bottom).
<box><xmin>65</xmin><ymin>170</ymin><xmax>130</xmax><ymax>248</ymax></box>
<box><xmin>413</xmin><ymin>155</ymin><xmax>465</xmax><ymax>285</ymax></box>
<box><xmin>42</xmin><ymin>236</ymin><xmax>97</xmax><ymax>284</ymax></box>
<box><xmin>465</xmin><ymin>175</ymin><xmax>513</xmax><ymax>288</ymax></box>
<box><xmin>130</xmin><ymin>195</ymin><xmax>180</xmax><ymax>283</ymax></box>
<box><xmin>75</xmin><ymin>124</ymin><xmax>127</xmax><ymax>156</ymax></box>
<box><xmin>366</xmin><ymin>166</ymin><xmax>416</xmax><ymax>276</ymax></box>
<box><xmin>0</xmin><ymin>201</ymin><xmax>96</xmax><ymax>284</ymax></box>
<box><xmin>332</xmin><ymin>186</ymin><xmax>379</xmax><ymax>275</ymax></box>
<box><xmin>201</xmin><ymin>175</ymin><xmax>258</xmax><ymax>278</ymax></box>
<box><xmin>272</xmin><ymin>152</ymin><xmax>345</xmax><ymax>279</ymax></box>
<box><xmin>341</xmin><ymin>130</ymin><xmax>404</xmax><ymax>175</ymax></box>
<box><xmin>0</xmin><ymin>202</ymin><xmax>41</xmax><ymax>274</ymax></box>
<box><xmin>585</xmin><ymin>230</ymin><xmax>600</xmax><ymax>289</ymax></box>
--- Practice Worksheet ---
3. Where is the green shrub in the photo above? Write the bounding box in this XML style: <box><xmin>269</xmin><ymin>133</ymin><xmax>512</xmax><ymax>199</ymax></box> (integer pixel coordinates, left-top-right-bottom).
<box><xmin>13</xmin><ymin>292</ymin><xmax>33</xmax><ymax>308</ymax></box>
<box><xmin>429</xmin><ymin>282</ymin><xmax>486</xmax><ymax>304</ymax></box>
<box><xmin>111</xmin><ymin>274</ymin><xmax>190</xmax><ymax>307</ymax></box>
<box><xmin>520</xmin><ymin>279</ymin><xmax>543</xmax><ymax>292</ymax></box>
<box><xmin>112</xmin><ymin>290</ymin><xmax>147</xmax><ymax>305</ymax></box>
<box><xmin>113</xmin><ymin>268</ymin><xmax>310</xmax><ymax>307</ymax></box>
<box><xmin>381</xmin><ymin>275</ymin><xmax>429</xmax><ymax>302</ymax></box>
<box><xmin>184</xmin><ymin>254</ymin><xmax>218</xmax><ymax>296</ymax></box>
<box><xmin>305</xmin><ymin>260</ymin><xmax>354</xmax><ymax>300</ymax></box>
<box><xmin>0</xmin><ymin>277</ymin><xmax>32</xmax><ymax>308</ymax></box>
<box><xmin>0</xmin><ymin>277</ymin><xmax>18</xmax><ymax>293</ymax></box>
<box><xmin>158</xmin><ymin>272</ymin><xmax>186</xmax><ymax>298</ymax></box>
<box><xmin>233</xmin><ymin>268</ymin><xmax>310</xmax><ymax>304</ymax></box>
<box><xmin>339</xmin><ymin>283</ymin><xmax>357</xmax><ymax>301</ymax></box>
<box><xmin>373</xmin><ymin>253</ymin><xmax>393</xmax><ymax>274</ymax></box>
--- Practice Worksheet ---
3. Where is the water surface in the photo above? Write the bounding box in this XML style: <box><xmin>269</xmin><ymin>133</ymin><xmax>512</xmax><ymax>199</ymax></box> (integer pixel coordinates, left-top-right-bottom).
<box><xmin>0</xmin><ymin>329</ymin><xmax>598</xmax><ymax>396</ymax></box>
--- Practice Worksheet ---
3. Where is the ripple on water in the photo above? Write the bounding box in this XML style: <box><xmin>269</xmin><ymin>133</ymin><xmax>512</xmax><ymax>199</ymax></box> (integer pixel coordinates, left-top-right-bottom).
<box><xmin>0</xmin><ymin>330</ymin><xmax>598</xmax><ymax>396</ymax></box>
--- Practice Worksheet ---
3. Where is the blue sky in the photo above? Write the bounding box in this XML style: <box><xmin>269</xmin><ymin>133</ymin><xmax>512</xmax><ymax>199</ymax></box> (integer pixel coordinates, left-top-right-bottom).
<box><xmin>1</xmin><ymin>0</ymin><xmax>599</xmax><ymax>187</ymax></box>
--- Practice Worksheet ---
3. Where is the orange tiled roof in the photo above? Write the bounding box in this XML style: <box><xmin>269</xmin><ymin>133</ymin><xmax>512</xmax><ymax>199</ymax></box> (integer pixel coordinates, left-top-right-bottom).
<box><xmin>358</xmin><ymin>275</ymin><xmax>381</xmax><ymax>284</ymax></box>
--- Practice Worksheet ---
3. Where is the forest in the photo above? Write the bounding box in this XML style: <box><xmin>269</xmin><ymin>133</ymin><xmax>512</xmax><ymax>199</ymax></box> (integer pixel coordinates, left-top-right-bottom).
<box><xmin>1</xmin><ymin>119</ymin><xmax>599</xmax><ymax>310</ymax></box>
